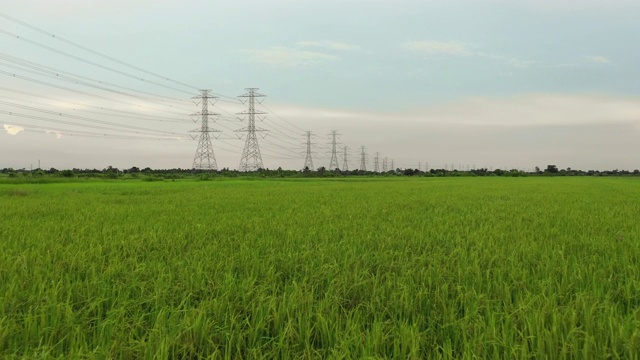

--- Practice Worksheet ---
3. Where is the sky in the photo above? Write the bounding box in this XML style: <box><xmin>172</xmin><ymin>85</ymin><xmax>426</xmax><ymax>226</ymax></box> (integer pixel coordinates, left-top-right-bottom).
<box><xmin>1</xmin><ymin>0</ymin><xmax>639</xmax><ymax>171</ymax></box>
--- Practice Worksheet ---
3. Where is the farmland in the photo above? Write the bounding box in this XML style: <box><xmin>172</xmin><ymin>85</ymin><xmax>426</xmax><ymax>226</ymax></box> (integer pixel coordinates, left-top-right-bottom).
<box><xmin>1</xmin><ymin>177</ymin><xmax>639</xmax><ymax>358</ymax></box>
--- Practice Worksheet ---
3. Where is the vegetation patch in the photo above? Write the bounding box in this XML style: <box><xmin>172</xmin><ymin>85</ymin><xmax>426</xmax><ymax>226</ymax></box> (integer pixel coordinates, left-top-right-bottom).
<box><xmin>1</xmin><ymin>177</ymin><xmax>639</xmax><ymax>358</ymax></box>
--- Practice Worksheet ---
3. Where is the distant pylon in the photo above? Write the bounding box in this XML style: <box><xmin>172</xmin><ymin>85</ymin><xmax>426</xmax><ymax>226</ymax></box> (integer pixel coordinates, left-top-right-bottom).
<box><xmin>418</xmin><ymin>162</ymin><xmax>421</xmax><ymax>171</ymax></box>
<box><xmin>374</xmin><ymin>152</ymin><xmax>380</xmax><ymax>173</ymax></box>
<box><xmin>383</xmin><ymin>157</ymin><xmax>388</xmax><ymax>172</ymax></box>
<box><xmin>360</xmin><ymin>146</ymin><xmax>367</xmax><ymax>171</ymax></box>
<box><xmin>191</xmin><ymin>89</ymin><xmax>221</xmax><ymax>170</ymax></box>
<box><xmin>236</xmin><ymin>88</ymin><xmax>268</xmax><ymax>171</ymax></box>
<box><xmin>328</xmin><ymin>130</ymin><xmax>340</xmax><ymax>170</ymax></box>
<box><xmin>303</xmin><ymin>131</ymin><xmax>314</xmax><ymax>170</ymax></box>
<box><xmin>342</xmin><ymin>146</ymin><xmax>349</xmax><ymax>171</ymax></box>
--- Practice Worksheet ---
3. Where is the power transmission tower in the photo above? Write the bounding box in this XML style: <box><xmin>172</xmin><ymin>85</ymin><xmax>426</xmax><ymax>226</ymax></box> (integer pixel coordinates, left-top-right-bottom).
<box><xmin>418</xmin><ymin>162</ymin><xmax>421</xmax><ymax>171</ymax></box>
<box><xmin>303</xmin><ymin>131</ymin><xmax>314</xmax><ymax>170</ymax></box>
<box><xmin>191</xmin><ymin>89</ymin><xmax>221</xmax><ymax>170</ymax></box>
<box><xmin>342</xmin><ymin>146</ymin><xmax>349</xmax><ymax>171</ymax></box>
<box><xmin>383</xmin><ymin>157</ymin><xmax>388</xmax><ymax>172</ymax></box>
<box><xmin>328</xmin><ymin>130</ymin><xmax>340</xmax><ymax>170</ymax></box>
<box><xmin>391</xmin><ymin>159</ymin><xmax>394</xmax><ymax>171</ymax></box>
<box><xmin>374</xmin><ymin>152</ymin><xmax>380</xmax><ymax>173</ymax></box>
<box><xmin>236</xmin><ymin>88</ymin><xmax>268</xmax><ymax>171</ymax></box>
<box><xmin>360</xmin><ymin>146</ymin><xmax>367</xmax><ymax>171</ymax></box>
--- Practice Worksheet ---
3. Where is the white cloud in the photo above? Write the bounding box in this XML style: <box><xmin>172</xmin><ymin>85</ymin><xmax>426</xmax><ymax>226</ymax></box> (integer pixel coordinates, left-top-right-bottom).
<box><xmin>585</xmin><ymin>56</ymin><xmax>612</xmax><ymax>64</ymax></box>
<box><xmin>296</xmin><ymin>41</ymin><xmax>357</xmax><ymax>51</ymax></box>
<box><xmin>3</xmin><ymin>124</ymin><xmax>24</xmax><ymax>135</ymax></box>
<box><xmin>262</xmin><ymin>94</ymin><xmax>640</xmax><ymax>170</ymax></box>
<box><xmin>419</xmin><ymin>94</ymin><xmax>640</xmax><ymax>127</ymax></box>
<box><xmin>242</xmin><ymin>47</ymin><xmax>339</xmax><ymax>66</ymax></box>
<box><xmin>405</xmin><ymin>41</ymin><xmax>534</xmax><ymax>68</ymax></box>
<box><xmin>272</xmin><ymin>94</ymin><xmax>640</xmax><ymax>128</ymax></box>
<box><xmin>404</xmin><ymin>41</ymin><xmax>471</xmax><ymax>56</ymax></box>
<box><xmin>45</xmin><ymin>130</ymin><xmax>63</xmax><ymax>139</ymax></box>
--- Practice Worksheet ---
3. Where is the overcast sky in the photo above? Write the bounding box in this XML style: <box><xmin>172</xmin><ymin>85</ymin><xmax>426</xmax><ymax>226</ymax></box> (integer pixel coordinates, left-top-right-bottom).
<box><xmin>1</xmin><ymin>0</ymin><xmax>639</xmax><ymax>171</ymax></box>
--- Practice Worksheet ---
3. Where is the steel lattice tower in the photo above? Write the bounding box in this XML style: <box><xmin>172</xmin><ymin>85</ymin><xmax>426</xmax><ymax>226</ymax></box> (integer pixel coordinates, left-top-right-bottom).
<box><xmin>236</xmin><ymin>88</ymin><xmax>268</xmax><ymax>171</ymax></box>
<box><xmin>360</xmin><ymin>146</ymin><xmax>367</xmax><ymax>171</ymax></box>
<box><xmin>383</xmin><ymin>157</ymin><xmax>388</xmax><ymax>172</ymax></box>
<box><xmin>303</xmin><ymin>131</ymin><xmax>314</xmax><ymax>170</ymax></box>
<box><xmin>391</xmin><ymin>159</ymin><xmax>395</xmax><ymax>172</ymax></box>
<box><xmin>374</xmin><ymin>152</ymin><xmax>380</xmax><ymax>173</ymax></box>
<box><xmin>342</xmin><ymin>146</ymin><xmax>349</xmax><ymax>171</ymax></box>
<box><xmin>191</xmin><ymin>90</ymin><xmax>221</xmax><ymax>170</ymax></box>
<box><xmin>328</xmin><ymin>130</ymin><xmax>340</xmax><ymax>170</ymax></box>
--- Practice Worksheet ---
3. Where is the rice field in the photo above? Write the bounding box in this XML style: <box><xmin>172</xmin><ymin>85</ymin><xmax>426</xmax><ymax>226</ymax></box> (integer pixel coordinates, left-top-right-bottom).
<box><xmin>1</xmin><ymin>177</ymin><xmax>639</xmax><ymax>359</ymax></box>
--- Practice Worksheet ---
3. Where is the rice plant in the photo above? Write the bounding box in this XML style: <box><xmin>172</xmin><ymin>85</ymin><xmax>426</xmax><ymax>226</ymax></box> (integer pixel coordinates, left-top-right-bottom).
<box><xmin>1</xmin><ymin>177</ymin><xmax>639</xmax><ymax>358</ymax></box>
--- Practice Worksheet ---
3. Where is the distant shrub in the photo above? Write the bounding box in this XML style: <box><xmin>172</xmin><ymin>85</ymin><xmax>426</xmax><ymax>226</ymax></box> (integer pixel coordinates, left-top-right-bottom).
<box><xmin>4</xmin><ymin>189</ymin><xmax>30</xmax><ymax>196</ymax></box>
<box><xmin>142</xmin><ymin>176</ymin><xmax>164</xmax><ymax>182</ymax></box>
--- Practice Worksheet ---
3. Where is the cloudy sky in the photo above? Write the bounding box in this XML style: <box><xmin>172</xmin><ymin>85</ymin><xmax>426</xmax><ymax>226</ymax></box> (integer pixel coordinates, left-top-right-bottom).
<box><xmin>1</xmin><ymin>0</ymin><xmax>639</xmax><ymax>171</ymax></box>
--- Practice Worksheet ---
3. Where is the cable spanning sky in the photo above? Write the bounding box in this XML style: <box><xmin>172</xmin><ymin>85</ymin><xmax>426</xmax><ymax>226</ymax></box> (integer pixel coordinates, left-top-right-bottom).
<box><xmin>1</xmin><ymin>0</ymin><xmax>639</xmax><ymax>171</ymax></box>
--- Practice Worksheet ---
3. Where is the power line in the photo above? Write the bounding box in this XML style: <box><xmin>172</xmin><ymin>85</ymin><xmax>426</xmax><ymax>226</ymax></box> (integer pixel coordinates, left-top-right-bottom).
<box><xmin>0</xmin><ymin>60</ymin><xmax>195</xmax><ymax>114</ymax></box>
<box><xmin>0</xmin><ymin>86</ymin><xmax>191</xmax><ymax>123</ymax></box>
<box><xmin>0</xmin><ymin>69</ymin><xmax>190</xmax><ymax>116</ymax></box>
<box><xmin>0</xmin><ymin>53</ymin><xmax>190</xmax><ymax>106</ymax></box>
<box><xmin>0</xmin><ymin>99</ymin><xmax>181</xmax><ymax>136</ymax></box>
<box><xmin>0</xmin><ymin>110</ymin><xmax>186</xmax><ymax>139</ymax></box>
<box><xmin>258</xmin><ymin>103</ymin><xmax>305</xmax><ymax>132</ymax></box>
<box><xmin>261</xmin><ymin>137</ymin><xmax>302</xmax><ymax>156</ymax></box>
<box><xmin>7</xmin><ymin>121</ymin><xmax>187</xmax><ymax>141</ymax></box>
<box><xmin>0</xmin><ymin>28</ymin><xmax>198</xmax><ymax>96</ymax></box>
<box><xmin>0</xmin><ymin>13</ymin><xmax>201</xmax><ymax>91</ymax></box>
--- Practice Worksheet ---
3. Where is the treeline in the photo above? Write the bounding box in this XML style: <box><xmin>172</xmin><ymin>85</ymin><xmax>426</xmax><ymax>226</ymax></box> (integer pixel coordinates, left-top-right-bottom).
<box><xmin>1</xmin><ymin>164</ymin><xmax>639</xmax><ymax>180</ymax></box>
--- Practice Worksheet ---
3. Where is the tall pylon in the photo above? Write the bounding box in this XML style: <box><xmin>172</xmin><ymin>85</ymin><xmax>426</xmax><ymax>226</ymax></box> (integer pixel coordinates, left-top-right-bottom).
<box><xmin>391</xmin><ymin>159</ymin><xmax>395</xmax><ymax>172</ymax></box>
<box><xmin>236</xmin><ymin>88</ymin><xmax>268</xmax><ymax>171</ymax></box>
<box><xmin>191</xmin><ymin>89</ymin><xmax>221</xmax><ymax>170</ymax></box>
<box><xmin>383</xmin><ymin>157</ymin><xmax>388</xmax><ymax>172</ymax></box>
<box><xmin>328</xmin><ymin>130</ymin><xmax>340</xmax><ymax>170</ymax></box>
<box><xmin>374</xmin><ymin>152</ymin><xmax>380</xmax><ymax>173</ymax></box>
<box><xmin>303</xmin><ymin>131</ymin><xmax>314</xmax><ymax>170</ymax></box>
<box><xmin>360</xmin><ymin>146</ymin><xmax>367</xmax><ymax>171</ymax></box>
<box><xmin>342</xmin><ymin>146</ymin><xmax>349</xmax><ymax>171</ymax></box>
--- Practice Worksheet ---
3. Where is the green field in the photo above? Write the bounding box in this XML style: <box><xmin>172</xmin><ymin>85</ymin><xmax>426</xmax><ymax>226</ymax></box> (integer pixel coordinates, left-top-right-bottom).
<box><xmin>1</xmin><ymin>178</ymin><xmax>639</xmax><ymax>359</ymax></box>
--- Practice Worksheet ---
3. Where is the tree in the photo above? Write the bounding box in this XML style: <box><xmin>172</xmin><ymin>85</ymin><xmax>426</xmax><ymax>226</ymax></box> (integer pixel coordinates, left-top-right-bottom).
<box><xmin>60</xmin><ymin>170</ymin><xmax>74</xmax><ymax>178</ymax></box>
<box><xmin>545</xmin><ymin>165</ymin><xmax>559</xmax><ymax>174</ymax></box>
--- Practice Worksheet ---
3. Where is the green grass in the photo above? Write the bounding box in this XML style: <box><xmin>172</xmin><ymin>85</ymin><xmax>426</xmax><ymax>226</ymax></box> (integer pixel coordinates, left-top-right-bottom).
<box><xmin>1</xmin><ymin>177</ymin><xmax>639</xmax><ymax>359</ymax></box>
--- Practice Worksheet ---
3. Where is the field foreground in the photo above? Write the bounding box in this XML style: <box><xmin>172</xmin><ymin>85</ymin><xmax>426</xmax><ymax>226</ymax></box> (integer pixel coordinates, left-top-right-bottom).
<box><xmin>1</xmin><ymin>177</ymin><xmax>639</xmax><ymax>359</ymax></box>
